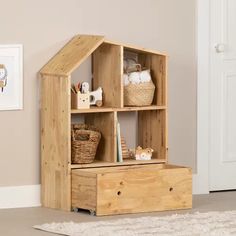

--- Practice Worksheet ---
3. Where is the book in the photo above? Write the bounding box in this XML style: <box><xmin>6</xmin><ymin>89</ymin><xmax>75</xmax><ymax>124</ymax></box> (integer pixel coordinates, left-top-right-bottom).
<box><xmin>117</xmin><ymin>121</ymin><xmax>123</xmax><ymax>162</ymax></box>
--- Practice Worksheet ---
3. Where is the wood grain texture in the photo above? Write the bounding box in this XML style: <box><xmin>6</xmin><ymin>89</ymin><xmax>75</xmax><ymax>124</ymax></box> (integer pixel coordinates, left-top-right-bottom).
<box><xmin>72</xmin><ymin>164</ymin><xmax>192</xmax><ymax>216</ymax></box>
<box><xmin>126</xmin><ymin>52</ymin><xmax>168</xmax><ymax>161</ymax></box>
<box><xmin>74</xmin><ymin>163</ymin><xmax>166</xmax><ymax>173</ymax></box>
<box><xmin>70</xmin><ymin>158</ymin><xmax>166</xmax><ymax>169</ymax></box>
<box><xmin>104</xmin><ymin>39</ymin><xmax>167</xmax><ymax>56</ymax></box>
<box><xmin>93</xmin><ymin>43</ymin><xmax>123</xmax><ymax>107</ymax></box>
<box><xmin>85</xmin><ymin>112</ymin><xmax>117</xmax><ymax>163</ymax></box>
<box><xmin>138</xmin><ymin>110</ymin><xmax>167</xmax><ymax>161</ymax></box>
<box><xmin>72</xmin><ymin>171</ymin><xmax>97</xmax><ymax>211</ymax></box>
<box><xmin>41</xmin><ymin>75</ymin><xmax>71</xmax><ymax>211</ymax></box>
<box><xmin>97</xmin><ymin>165</ymin><xmax>192</xmax><ymax>215</ymax></box>
<box><xmin>71</xmin><ymin>105</ymin><xmax>166</xmax><ymax>114</ymax></box>
<box><xmin>40</xmin><ymin>35</ymin><xmax>104</xmax><ymax>76</ymax></box>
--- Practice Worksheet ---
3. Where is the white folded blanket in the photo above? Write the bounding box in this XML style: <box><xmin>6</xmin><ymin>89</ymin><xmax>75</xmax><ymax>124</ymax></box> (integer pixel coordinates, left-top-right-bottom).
<box><xmin>123</xmin><ymin>69</ymin><xmax>152</xmax><ymax>86</ymax></box>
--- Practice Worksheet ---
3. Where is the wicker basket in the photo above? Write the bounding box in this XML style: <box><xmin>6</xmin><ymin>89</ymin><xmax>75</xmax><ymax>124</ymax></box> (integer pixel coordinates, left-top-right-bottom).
<box><xmin>123</xmin><ymin>62</ymin><xmax>155</xmax><ymax>106</ymax></box>
<box><xmin>71</xmin><ymin>124</ymin><xmax>101</xmax><ymax>164</ymax></box>
<box><xmin>124</xmin><ymin>81</ymin><xmax>155</xmax><ymax>106</ymax></box>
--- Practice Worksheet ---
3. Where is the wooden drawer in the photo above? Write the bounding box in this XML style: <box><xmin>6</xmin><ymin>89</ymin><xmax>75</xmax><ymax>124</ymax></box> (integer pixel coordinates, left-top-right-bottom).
<box><xmin>72</xmin><ymin>164</ymin><xmax>192</xmax><ymax>216</ymax></box>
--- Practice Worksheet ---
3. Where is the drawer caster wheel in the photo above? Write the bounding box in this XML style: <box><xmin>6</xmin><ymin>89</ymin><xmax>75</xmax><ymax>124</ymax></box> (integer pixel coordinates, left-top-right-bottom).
<box><xmin>72</xmin><ymin>207</ymin><xmax>79</xmax><ymax>213</ymax></box>
<box><xmin>90</xmin><ymin>210</ymin><xmax>96</xmax><ymax>216</ymax></box>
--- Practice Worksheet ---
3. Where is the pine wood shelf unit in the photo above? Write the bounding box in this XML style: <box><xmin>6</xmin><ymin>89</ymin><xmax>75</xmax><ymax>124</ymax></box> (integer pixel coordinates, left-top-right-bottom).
<box><xmin>40</xmin><ymin>34</ymin><xmax>192</xmax><ymax>213</ymax></box>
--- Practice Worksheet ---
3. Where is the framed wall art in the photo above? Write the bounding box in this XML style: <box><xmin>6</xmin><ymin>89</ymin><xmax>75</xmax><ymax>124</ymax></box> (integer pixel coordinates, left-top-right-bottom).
<box><xmin>0</xmin><ymin>45</ymin><xmax>23</xmax><ymax>110</ymax></box>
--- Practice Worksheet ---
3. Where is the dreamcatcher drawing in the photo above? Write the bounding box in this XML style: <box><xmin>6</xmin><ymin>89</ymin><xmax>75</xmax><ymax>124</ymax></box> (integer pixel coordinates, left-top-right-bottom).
<box><xmin>0</xmin><ymin>64</ymin><xmax>7</xmax><ymax>92</ymax></box>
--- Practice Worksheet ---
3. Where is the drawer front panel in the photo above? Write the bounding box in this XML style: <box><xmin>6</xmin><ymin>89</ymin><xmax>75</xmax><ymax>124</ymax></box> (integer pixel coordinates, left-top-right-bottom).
<box><xmin>72</xmin><ymin>171</ymin><xmax>97</xmax><ymax>211</ymax></box>
<box><xmin>96</xmin><ymin>166</ymin><xmax>192</xmax><ymax>215</ymax></box>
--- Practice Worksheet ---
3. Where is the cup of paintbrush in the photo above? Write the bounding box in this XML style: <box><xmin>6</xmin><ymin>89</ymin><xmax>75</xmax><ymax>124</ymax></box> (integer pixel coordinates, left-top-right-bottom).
<box><xmin>71</xmin><ymin>84</ymin><xmax>77</xmax><ymax>94</ymax></box>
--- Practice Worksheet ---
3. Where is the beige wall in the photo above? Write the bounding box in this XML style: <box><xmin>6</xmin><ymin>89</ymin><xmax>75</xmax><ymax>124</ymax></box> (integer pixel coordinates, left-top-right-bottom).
<box><xmin>0</xmin><ymin>0</ymin><xmax>196</xmax><ymax>186</ymax></box>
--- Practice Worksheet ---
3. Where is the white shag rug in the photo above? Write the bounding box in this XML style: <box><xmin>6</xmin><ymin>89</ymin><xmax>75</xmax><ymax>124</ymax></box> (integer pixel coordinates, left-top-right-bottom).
<box><xmin>34</xmin><ymin>211</ymin><xmax>236</xmax><ymax>236</ymax></box>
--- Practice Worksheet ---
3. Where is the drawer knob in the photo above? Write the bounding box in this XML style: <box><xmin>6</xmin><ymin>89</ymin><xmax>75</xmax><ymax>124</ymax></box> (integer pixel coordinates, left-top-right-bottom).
<box><xmin>117</xmin><ymin>191</ymin><xmax>122</xmax><ymax>196</ymax></box>
<box><xmin>169</xmin><ymin>187</ymin><xmax>173</xmax><ymax>192</ymax></box>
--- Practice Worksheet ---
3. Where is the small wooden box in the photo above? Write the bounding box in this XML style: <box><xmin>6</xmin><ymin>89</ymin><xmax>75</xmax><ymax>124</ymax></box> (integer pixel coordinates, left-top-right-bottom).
<box><xmin>72</xmin><ymin>164</ymin><xmax>192</xmax><ymax>216</ymax></box>
<box><xmin>71</xmin><ymin>93</ymin><xmax>90</xmax><ymax>109</ymax></box>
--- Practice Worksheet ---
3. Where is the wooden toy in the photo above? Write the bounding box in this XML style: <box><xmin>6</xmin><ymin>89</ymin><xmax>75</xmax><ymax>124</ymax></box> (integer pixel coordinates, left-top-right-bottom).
<box><xmin>135</xmin><ymin>146</ymin><xmax>154</xmax><ymax>161</ymax></box>
<box><xmin>89</xmin><ymin>87</ymin><xmax>103</xmax><ymax>107</ymax></box>
<box><xmin>121</xmin><ymin>137</ymin><xmax>130</xmax><ymax>159</ymax></box>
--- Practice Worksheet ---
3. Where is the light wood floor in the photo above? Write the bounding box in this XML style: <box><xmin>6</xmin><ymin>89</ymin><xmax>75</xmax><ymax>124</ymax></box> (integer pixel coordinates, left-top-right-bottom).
<box><xmin>0</xmin><ymin>191</ymin><xmax>236</xmax><ymax>236</ymax></box>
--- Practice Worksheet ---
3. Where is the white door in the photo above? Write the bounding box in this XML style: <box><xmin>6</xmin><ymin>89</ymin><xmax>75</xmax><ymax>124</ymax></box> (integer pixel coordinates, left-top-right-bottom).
<box><xmin>210</xmin><ymin>0</ymin><xmax>236</xmax><ymax>191</ymax></box>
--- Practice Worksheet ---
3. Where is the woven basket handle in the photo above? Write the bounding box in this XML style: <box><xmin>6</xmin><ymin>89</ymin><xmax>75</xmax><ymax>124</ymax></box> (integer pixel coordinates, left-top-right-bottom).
<box><xmin>71</xmin><ymin>129</ymin><xmax>75</xmax><ymax>141</ymax></box>
<box><xmin>125</xmin><ymin>64</ymin><xmax>142</xmax><ymax>74</ymax></box>
<box><xmin>124</xmin><ymin>57</ymin><xmax>142</xmax><ymax>74</ymax></box>
<box><xmin>73</xmin><ymin>129</ymin><xmax>95</xmax><ymax>142</ymax></box>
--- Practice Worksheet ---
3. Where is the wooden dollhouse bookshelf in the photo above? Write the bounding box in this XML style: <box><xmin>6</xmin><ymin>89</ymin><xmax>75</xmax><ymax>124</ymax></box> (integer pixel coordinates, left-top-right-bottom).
<box><xmin>40</xmin><ymin>35</ymin><xmax>192</xmax><ymax>215</ymax></box>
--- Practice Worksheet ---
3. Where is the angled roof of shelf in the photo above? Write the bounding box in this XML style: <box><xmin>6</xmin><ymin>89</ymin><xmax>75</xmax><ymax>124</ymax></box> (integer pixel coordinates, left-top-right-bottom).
<box><xmin>40</xmin><ymin>34</ymin><xmax>167</xmax><ymax>77</ymax></box>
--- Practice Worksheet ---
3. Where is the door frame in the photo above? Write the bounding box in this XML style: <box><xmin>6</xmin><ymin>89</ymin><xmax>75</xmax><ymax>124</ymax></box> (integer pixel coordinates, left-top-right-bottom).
<box><xmin>194</xmin><ymin>0</ymin><xmax>210</xmax><ymax>194</ymax></box>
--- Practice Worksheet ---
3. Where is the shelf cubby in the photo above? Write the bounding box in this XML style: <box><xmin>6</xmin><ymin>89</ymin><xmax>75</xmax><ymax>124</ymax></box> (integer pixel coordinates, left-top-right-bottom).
<box><xmin>71</xmin><ymin>112</ymin><xmax>116</xmax><ymax>164</ymax></box>
<box><xmin>117</xmin><ymin>109</ymin><xmax>167</xmax><ymax>162</ymax></box>
<box><xmin>85</xmin><ymin>112</ymin><xmax>116</xmax><ymax>163</ymax></box>
<box><xmin>138</xmin><ymin>109</ymin><xmax>167</xmax><ymax>160</ymax></box>
<box><xmin>123</xmin><ymin>47</ymin><xmax>167</xmax><ymax>107</ymax></box>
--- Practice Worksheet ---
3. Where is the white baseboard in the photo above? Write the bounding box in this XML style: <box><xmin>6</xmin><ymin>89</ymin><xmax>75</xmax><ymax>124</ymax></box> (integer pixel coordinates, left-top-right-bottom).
<box><xmin>0</xmin><ymin>185</ymin><xmax>41</xmax><ymax>209</ymax></box>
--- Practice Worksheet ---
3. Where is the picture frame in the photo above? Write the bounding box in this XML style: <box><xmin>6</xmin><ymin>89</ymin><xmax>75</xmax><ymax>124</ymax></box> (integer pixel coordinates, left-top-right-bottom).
<box><xmin>0</xmin><ymin>45</ymin><xmax>23</xmax><ymax>110</ymax></box>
